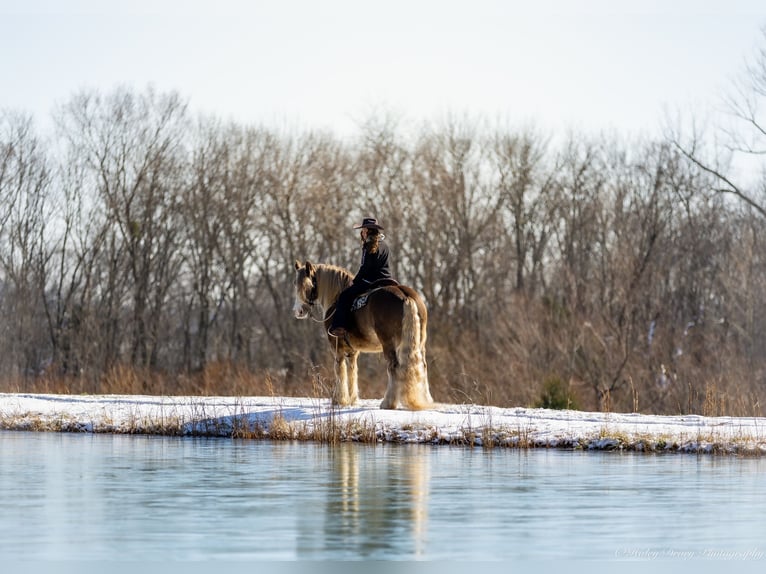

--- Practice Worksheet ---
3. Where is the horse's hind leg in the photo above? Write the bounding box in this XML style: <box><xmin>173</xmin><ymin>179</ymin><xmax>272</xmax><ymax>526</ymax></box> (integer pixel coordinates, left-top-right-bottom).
<box><xmin>380</xmin><ymin>348</ymin><xmax>400</xmax><ymax>410</ymax></box>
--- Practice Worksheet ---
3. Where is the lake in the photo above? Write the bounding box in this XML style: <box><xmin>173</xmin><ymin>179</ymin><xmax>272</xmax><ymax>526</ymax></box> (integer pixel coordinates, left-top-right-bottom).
<box><xmin>0</xmin><ymin>431</ymin><xmax>764</xmax><ymax>562</ymax></box>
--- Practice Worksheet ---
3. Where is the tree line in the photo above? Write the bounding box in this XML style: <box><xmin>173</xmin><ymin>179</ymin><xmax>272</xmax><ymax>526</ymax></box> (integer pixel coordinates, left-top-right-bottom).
<box><xmin>2</xmin><ymin>58</ymin><xmax>766</xmax><ymax>415</ymax></box>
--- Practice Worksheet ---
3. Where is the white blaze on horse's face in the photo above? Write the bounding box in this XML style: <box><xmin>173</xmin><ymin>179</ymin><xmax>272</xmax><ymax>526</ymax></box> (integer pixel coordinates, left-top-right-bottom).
<box><xmin>293</xmin><ymin>296</ymin><xmax>310</xmax><ymax>319</ymax></box>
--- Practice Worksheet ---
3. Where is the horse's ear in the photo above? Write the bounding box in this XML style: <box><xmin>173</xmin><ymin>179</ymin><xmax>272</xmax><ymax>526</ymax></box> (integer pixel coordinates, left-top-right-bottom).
<box><xmin>294</xmin><ymin>260</ymin><xmax>301</xmax><ymax>271</ymax></box>
<box><xmin>304</xmin><ymin>261</ymin><xmax>315</xmax><ymax>275</ymax></box>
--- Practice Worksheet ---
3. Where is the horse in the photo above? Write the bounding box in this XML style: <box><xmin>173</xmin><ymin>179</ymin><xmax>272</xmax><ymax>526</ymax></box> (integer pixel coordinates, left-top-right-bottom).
<box><xmin>292</xmin><ymin>260</ymin><xmax>433</xmax><ymax>410</ymax></box>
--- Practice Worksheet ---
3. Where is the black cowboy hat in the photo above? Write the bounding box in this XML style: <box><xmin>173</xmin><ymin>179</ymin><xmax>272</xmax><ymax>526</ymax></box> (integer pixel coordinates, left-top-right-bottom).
<box><xmin>353</xmin><ymin>217</ymin><xmax>384</xmax><ymax>230</ymax></box>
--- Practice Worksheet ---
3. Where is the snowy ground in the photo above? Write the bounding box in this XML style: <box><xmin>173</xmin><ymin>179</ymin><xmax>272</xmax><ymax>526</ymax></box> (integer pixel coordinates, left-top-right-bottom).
<box><xmin>1</xmin><ymin>393</ymin><xmax>765</xmax><ymax>454</ymax></box>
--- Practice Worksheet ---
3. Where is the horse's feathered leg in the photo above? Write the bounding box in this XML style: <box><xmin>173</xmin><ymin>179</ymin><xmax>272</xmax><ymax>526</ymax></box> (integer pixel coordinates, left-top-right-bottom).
<box><xmin>332</xmin><ymin>351</ymin><xmax>351</xmax><ymax>406</ymax></box>
<box><xmin>348</xmin><ymin>351</ymin><xmax>360</xmax><ymax>404</ymax></box>
<box><xmin>396</xmin><ymin>298</ymin><xmax>433</xmax><ymax>410</ymax></box>
<box><xmin>380</xmin><ymin>347</ymin><xmax>400</xmax><ymax>410</ymax></box>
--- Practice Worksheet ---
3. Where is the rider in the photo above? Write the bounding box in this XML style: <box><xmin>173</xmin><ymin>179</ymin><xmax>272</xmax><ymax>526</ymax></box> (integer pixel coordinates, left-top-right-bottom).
<box><xmin>328</xmin><ymin>217</ymin><xmax>393</xmax><ymax>339</ymax></box>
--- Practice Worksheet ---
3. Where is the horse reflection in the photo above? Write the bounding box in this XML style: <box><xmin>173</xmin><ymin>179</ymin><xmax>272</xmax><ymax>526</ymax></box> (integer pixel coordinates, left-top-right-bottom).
<box><xmin>297</xmin><ymin>444</ymin><xmax>431</xmax><ymax>559</ymax></box>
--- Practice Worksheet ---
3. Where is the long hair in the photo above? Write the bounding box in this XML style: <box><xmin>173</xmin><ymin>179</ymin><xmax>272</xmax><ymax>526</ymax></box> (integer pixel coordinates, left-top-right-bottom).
<box><xmin>364</xmin><ymin>228</ymin><xmax>382</xmax><ymax>254</ymax></box>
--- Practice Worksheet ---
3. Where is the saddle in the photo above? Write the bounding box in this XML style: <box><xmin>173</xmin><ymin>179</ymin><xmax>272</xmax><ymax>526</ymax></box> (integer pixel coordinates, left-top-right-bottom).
<box><xmin>350</xmin><ymin>279</ymin><xmax>400</xmax><ymax>312</ymax></box>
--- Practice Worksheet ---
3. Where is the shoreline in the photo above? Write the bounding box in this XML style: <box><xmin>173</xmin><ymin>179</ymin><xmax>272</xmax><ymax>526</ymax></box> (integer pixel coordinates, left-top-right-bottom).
<box><xmin>1</xmin><ymin>393</ymin><xmax>765</xmax><ymax>455</ymax></box>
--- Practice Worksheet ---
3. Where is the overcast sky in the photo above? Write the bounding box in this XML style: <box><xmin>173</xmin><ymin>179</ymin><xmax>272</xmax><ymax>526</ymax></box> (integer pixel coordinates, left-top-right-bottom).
<box><xmin>2</xmin><ymin>0</ymin><xmax>765</xmax><ymax>137</ymax></box>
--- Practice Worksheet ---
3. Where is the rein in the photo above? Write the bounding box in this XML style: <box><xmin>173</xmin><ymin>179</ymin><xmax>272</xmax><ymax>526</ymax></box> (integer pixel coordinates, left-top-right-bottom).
<box><xmin>308</xmin><ymin>306</ymin><xmax>335</xmax><ymax>324</ymax></box>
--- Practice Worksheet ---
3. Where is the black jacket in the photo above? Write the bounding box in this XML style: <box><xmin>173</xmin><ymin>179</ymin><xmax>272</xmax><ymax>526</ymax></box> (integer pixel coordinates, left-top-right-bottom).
<box><xmin>353</xmin><ymin>239</ymin><xmax>392</xmax><ymax>285</ymax></box>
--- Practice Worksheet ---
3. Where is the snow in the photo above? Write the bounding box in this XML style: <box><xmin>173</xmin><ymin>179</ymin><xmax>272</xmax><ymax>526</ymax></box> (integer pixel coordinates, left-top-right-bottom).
<box><xmin>1</xmin><ymin>393</ymin><xmax>765</xmax><ymax>455</ymax></box>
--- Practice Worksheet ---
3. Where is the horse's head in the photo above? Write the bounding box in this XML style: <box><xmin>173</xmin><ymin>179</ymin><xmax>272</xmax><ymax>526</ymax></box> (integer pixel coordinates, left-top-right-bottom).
<box><xmin>292</xmin><ymin>260</ymin><xmax>317</xmax><ymax>319</ymax></box>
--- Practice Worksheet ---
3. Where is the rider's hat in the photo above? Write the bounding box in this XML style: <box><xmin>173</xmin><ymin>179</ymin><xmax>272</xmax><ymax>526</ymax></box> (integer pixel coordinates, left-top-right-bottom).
<box><xmin>353</xmin><ymin>217</ymin><xmax>384</xmax><ymax>231</ymax></box>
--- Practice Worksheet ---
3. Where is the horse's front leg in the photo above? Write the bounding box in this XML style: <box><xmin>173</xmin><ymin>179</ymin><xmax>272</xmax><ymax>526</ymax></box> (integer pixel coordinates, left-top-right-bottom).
<box><xmin>332</xmin><ymin>352</ymin><xmax>352</xmax><ymax>406</ymax></box>
<box><xmin>348</xmin><ymin>351</ymin><xmax>360</xmax><ymax>404</ymax></box>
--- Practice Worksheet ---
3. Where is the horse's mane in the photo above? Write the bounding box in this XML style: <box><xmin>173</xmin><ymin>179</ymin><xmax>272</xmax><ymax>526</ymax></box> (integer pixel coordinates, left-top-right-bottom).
<box><xmin>316</xmin><ymin>263</ymin><xmax>354</xmax><ymax>302</ymax></box>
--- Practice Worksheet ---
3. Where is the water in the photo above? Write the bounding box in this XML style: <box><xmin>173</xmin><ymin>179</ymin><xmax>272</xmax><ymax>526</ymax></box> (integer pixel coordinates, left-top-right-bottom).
<box><xmin>1</xmin><ymin>431</ymin><xmax>764</xmax><ymax>562</ymax></box>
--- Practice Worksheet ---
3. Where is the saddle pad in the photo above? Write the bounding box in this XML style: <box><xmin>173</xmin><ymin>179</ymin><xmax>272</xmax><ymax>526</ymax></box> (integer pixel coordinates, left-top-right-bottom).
<box><xmin>350</xmin><ymin>293</ymin><xmax>369</xmax><ymax>312</ymax></box>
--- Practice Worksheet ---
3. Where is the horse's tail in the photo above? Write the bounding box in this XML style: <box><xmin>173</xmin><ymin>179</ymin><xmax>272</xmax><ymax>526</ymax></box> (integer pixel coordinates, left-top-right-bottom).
<box><xmin>399</xmin><ymin>297</ymin><xmax>433</xmax><ymax>410</ymax></box>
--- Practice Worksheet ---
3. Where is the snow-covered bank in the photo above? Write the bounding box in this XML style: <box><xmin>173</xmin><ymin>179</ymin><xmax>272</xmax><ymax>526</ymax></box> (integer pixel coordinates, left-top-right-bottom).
<box><xmin>1</xmin><ymin>393</ymin><xmax>765</xmax><ymax>454</ymax></box>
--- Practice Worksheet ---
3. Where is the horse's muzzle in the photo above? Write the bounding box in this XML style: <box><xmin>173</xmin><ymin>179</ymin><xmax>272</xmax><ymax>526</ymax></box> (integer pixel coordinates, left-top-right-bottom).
<box><xmin>293</xmin><ymin>302</ymin><xmax>311</xmax><ymax>319</ymax></box>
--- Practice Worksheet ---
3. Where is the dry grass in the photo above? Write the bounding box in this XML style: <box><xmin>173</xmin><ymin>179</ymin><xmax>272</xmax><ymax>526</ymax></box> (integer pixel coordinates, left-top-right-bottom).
<box><xmin>0</xmin><ymin>361</ymin><xmax>316</xmax><ymax>398</ymax></box>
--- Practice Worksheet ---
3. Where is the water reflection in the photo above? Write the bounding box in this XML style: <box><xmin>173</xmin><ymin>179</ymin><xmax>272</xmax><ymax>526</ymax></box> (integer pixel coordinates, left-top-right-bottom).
<box><xmin>298</xmin><ymin>443</ymin><xmax>431</xmax><ymax>559</ymax></box>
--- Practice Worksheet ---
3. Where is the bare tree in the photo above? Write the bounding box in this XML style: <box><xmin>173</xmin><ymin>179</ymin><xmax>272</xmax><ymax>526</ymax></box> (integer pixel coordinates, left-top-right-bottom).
<box><xmin>670</xmin><ymin>28</ymin><xmax>766</xmax><ymax>218</ymax></box>
<box><xmin>491</xmin><ymin>126</ymin><xmax>554</xmax><ymax>293</ymax></box>
<box><xmin>0</xmin><ymin>112</ymin><xmax>52</xmax><ymax>380</ymax></box>
<box><xmin>409</xmin><ymin>117</ymin><xmax>503</xmax><ymax>320</ymax></box>
<box><xmin>55</xmin><ymin>87</ymin><xmax>189</xmax><ymax>371</ymax></box>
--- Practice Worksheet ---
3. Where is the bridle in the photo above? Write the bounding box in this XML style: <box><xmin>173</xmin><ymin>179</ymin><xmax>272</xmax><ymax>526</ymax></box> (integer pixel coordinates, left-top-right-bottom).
<box><xmin>304</xmin><ymin>272</ymin><xmax>335</xmax><ymax>323</ymax></box>
<box><xmin>307</xmin><ymin>273</ymin><xmax>319</xmax><ymax>307</ymax></box>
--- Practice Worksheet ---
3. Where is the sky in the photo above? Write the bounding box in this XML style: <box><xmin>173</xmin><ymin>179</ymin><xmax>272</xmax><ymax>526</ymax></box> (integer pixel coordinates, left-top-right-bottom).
<box><xmin>2</xmin><ymin>0</ymin><xmax>766</xmax><ymax>138</ymax></box>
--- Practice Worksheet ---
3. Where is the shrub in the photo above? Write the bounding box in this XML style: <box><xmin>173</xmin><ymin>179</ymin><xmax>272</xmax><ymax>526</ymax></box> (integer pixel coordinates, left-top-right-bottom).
<box><xmin>535</xmin><ymin>376</ymin><xmax>578</xmax><ymax>410</ymax></box>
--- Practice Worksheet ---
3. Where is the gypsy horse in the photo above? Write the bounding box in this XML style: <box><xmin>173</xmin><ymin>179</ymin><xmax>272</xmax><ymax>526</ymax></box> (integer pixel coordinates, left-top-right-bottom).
<box><xmin>292</xmin><ymin>260</ymin><xmax>433</xmax><ymax>410</ymax></box>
